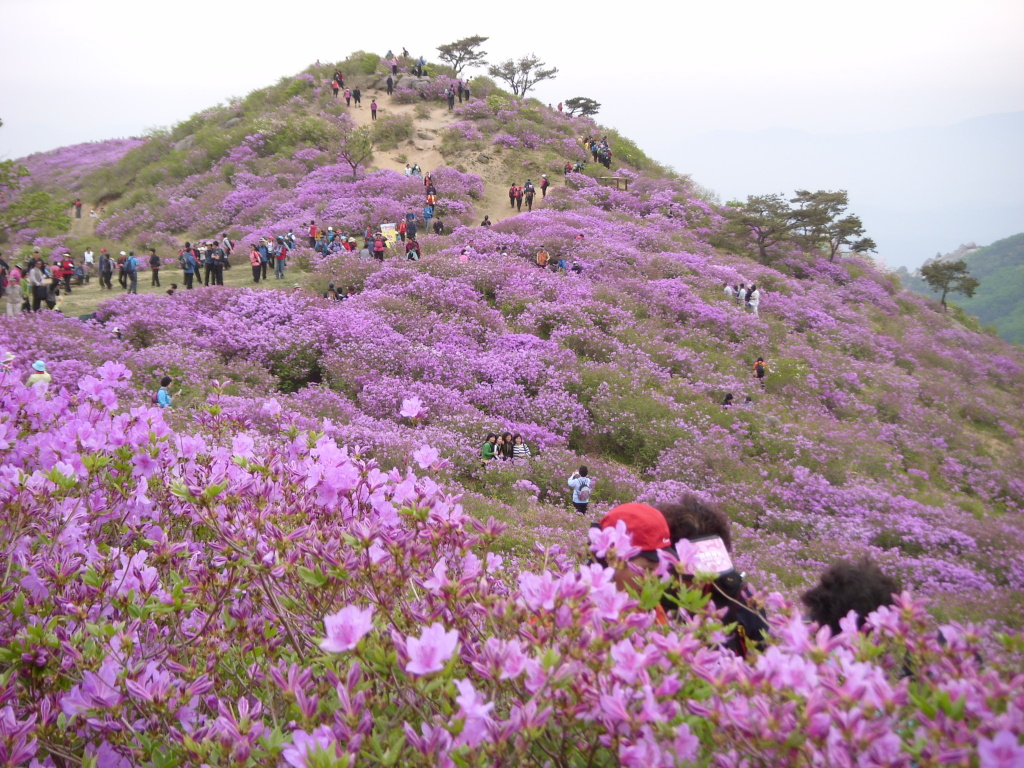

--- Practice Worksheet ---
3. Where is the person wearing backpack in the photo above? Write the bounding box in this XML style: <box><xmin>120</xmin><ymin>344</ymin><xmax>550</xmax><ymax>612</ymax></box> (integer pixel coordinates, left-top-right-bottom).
<box><xmin>154</xmin><ymin>376</ymin><xmax>173</xmax><ymax>409</ymax></box>
<box><xmin>568</xmin><ymin>466</ymin><xmax>593</xmax><ymax>515</ymax></box>
<box><xmin>148</xmin><ymin>249</ymin><xmax>161</xmax><ymax>286</ymax></box>
<box><xmin>274</xmin><ymin>236</ymin><xmax>288</xmax><ymax>279</ymax></box>
<box><xmin>180</xmin><ymin>244</ymin><xmax>197</xmax><ymax>290</ymax></box>
<box><xmin>540</xmin><ymin>175</ymin><xmax>549</xmax><ymax>198</ymax></box>
<box><xmin>124</xmin><ymin>251</ymin><xmax>140</xmax><ymax>294</ymax></box>
<box><xmin>753</xmin><ymin>357</ymin><xmax>768</xmax><ymax>389</ymax></box>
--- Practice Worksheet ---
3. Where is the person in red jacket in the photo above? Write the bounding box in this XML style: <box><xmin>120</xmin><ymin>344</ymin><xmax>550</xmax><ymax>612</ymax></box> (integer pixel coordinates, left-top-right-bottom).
<box><xmin>308</xmin><ymin>220</ymin><xmax>318</xmax><ymax>248</ymax></box>
<box><xmin>397</xmin><ymin>219</ymin><xmax>407</xmax><ymax>242</ymax></box>
<box><xmin>59</xmin><ymin>256</ymin><xmax>75</xmax><ymax>293</ymax></box>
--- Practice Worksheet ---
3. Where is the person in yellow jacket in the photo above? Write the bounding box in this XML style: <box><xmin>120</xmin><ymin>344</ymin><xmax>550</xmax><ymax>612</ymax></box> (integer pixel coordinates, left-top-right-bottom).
<box><xmin>26</xmin><ymin>360</ymin><xmax>51</xmax><ymax>388</ymax></box>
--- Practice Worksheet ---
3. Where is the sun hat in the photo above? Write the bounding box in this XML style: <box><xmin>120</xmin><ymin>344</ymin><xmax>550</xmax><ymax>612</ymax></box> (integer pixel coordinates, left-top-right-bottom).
<box><xmin>120</xmin><ymin>251</ymin><xmax>126</xmax><ymax>256</ymax></box>
<box><xmin>600</xmin><ymin>503</ymin><xmax>673</xmax><ymax>562</ymax></box>
<box><xmin>32</xmin><ymin>360</ymin><xmax>46</xmax><ymax>372</ymax></box>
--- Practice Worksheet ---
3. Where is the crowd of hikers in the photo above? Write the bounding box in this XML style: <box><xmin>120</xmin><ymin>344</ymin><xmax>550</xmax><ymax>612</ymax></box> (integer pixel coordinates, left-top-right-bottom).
<box><xmin>725</xmin><ymin>282</ymin><xmax>761</xmax><ymax>316</ymax></box>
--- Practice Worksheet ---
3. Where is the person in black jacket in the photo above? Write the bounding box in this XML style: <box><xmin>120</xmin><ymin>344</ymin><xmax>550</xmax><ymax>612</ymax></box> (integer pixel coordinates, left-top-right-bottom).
<box><xmin>149</xmin><ymin>249</ymin><xmax>161</xmax><ymax>286</ymax></box>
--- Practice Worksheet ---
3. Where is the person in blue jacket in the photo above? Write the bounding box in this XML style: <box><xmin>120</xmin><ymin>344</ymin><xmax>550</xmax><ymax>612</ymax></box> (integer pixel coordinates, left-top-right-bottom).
<box><xmin>156</xmin><ymin>376</ymin><xmax>173</xmax><ymax>408</ymax></box>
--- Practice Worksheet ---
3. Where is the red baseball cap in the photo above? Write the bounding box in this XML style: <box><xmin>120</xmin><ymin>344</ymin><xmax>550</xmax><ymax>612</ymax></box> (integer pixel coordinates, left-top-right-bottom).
<box><xmin>600</xmin><ymin>503</ymin><xmax>672</xmax><ymax>561</ymax></box>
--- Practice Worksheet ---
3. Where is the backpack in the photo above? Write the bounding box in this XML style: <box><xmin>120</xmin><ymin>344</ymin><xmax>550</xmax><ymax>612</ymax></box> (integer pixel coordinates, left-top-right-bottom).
<box><xmin>126</xmin><ymin>256</ymin><xmax>138</xmax><ymax>272</ymax></box>
<box><xmin>577</xmin><ymin>478</ymin><xmax>591</xmax><ymax>503</ymax></box>
<box><xmin>755</xmin><ymin>362</ymin><xmax>766</xmax><ymax>377</ymax></box>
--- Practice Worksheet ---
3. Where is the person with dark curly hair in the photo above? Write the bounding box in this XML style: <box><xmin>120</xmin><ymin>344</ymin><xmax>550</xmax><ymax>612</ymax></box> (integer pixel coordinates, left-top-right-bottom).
<box><xmin>801</xmin><ymin>558</ymin><xmax>899</xmax><ymax>635</ymax></box>
<box><xmin>654</xmin><ymin>494</ymin><xmax>766</xmax><ymax>657</ymax></box>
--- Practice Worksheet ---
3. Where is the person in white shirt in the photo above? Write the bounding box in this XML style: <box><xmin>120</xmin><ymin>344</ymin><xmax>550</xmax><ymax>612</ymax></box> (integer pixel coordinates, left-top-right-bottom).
<box><xmin>724</xmin><ymin>283</ymin><xmax>735</xmax><ymax>300</ymax></box>
<box><xmin>747</xmin><ymin>285</ymin><xmax>761</xmax><ymax>317</ymax></box>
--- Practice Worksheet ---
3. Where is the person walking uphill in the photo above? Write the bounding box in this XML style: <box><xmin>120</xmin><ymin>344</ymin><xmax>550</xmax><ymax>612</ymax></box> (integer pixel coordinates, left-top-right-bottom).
<box><xmin>753</xmin><ymin>357</ymin><xmax>768</xmax><ymax>389</ymax></box>
<box><xmin>568</xmin><ymin>466</ymin><xmax>593</xmax><ymax>516</ymax></box>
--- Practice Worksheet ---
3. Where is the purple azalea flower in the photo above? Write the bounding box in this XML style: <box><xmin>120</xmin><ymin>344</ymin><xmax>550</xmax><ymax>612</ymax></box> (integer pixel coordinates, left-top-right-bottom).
<box><xmin>405</xmin><ymin>622</ymin><xmax>459</xmax><ymax>676</ymax></box>
<box><xmin>319</xmin><ymin>605</ymin><xmax>374</xmax><ymax>653</ymax></box>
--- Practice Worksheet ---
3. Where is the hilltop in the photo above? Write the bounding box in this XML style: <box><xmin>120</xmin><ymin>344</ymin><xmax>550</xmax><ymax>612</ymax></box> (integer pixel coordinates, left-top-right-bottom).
<box><xmin>2</xmin><ymin>50</ymin><xmax>1024</xmax><ymax>766</ymax></box>
<box><xmin>898</xmin><ymin>232</ymin><xmax>1024</xmax><ymax>344</ymax></box>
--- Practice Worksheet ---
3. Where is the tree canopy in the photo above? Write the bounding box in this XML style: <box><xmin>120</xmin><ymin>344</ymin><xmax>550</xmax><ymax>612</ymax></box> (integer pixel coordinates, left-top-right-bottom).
<box><xmin>920</xmin><ymin>259</ymin><xmax>980</xmax><ymax>310</ymax></box>
<box><xmin>564</xmin><ymin>97</ymin><xmax>600</xmax><ymax>117</ymax></box>
<box><xmin>722</xmin><ymin>189</ymin><xmax>875</xmax><ymax>264</ymax></box>
<box><xmin>436</xmin><ymin>36</ymin><xmax>489</xmax><ymax>77</ymax></box>
<box><xmin>0</xmin><ymin>116</ymin><xmax>72</xmax><ymax>240</ymax></box>
<box><xmin>487</xmin><ymin>55</ymin><xmax>558</xmax><ymax>97</ymax></box>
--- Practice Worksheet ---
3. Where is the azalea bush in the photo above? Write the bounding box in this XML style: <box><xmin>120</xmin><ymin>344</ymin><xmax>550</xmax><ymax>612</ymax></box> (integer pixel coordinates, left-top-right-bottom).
<box><xmin>1</xmin><ymin>365</ymin><xmax>1022</xmax><ymax>767</ymax></box>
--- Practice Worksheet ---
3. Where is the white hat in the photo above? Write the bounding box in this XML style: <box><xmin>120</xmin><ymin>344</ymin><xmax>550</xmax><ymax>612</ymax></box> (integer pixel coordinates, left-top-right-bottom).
<box><xmin>328</xmin><ymin>227</ymin><xmax>334</xmax><ymax>231</ymax></box>
<box><xmin>119</xmin><ymin>251</ymin><xmax>126</xmax><ymax>256</ymax></box>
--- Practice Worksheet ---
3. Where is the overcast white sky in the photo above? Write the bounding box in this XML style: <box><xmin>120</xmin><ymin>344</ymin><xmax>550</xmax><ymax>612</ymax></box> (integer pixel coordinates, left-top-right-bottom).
<box><xmin>1</xmin><ymin>0</ymin><xmax>1022</xmax><ymax>264</ymax></box>
<box><xmin>2</xmin><ymin>0</ymin><xmax>1021</xmax><ymax>161</ymax></box>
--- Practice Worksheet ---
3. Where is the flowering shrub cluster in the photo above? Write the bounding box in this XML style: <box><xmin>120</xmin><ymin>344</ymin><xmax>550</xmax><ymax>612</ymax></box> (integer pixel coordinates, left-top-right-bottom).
<box><xmin>4</xmin><ymin>61</ymin><xmax>1024</xmax><ymax>765</ymax></box>
<box><xmin>18</xmin><ymin>139</ymin><xmax>145</xmax><ymax>195</ymax></box>
<box><xmin>0</xmin><ymin>364</ymin><xmax>1021</xmax><ymax>767</ymax></box>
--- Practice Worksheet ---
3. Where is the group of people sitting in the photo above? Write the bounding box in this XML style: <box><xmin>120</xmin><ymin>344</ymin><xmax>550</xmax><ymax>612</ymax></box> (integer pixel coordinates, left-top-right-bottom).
<box><xmin>725</xmin><ymin>282</ymin><xmax>761</xmax><ymax>317</ymax></box>
<box><xmin>322</xmin><ymin>283</ymin><xmax>358</xmax><ymax>301</ymax></box>
<box><xmin>535</xmin><ymin>248</ymin><xmax>582</xmax><ymax>273</ymax></box>
<box><xmin>480</xmin><ymin>432</ymin><xmax>532</xmax><ymax>463</ymax></box>
<box><xmin>594</xmin><ymin>494</ymin><xmax>900</xmax><ymax>658</ymax></box>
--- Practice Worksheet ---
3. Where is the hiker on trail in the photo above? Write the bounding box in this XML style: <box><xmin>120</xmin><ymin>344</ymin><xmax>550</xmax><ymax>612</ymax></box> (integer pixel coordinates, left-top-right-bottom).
<box><xmin>274</xmin><ymin>236</ymin><xmax>288</xmax><ymax>279</ymax></box>
<box><xmin>344</xmin><ymin>88</ymin><xmax>352</xmax><ymax>106</ymax></box>
<box><xmin>331</xmin><ymin>79</ymin><xmax>340</xmax><ymax>97</ymax></box>
<box><xmin>257</xmin><ymin>238</ymin><xmax>270</xmax><ymax>280</ymax></box>
<box><xmin>179</xmin><ymin>244</ymin><xmax>197</xmax><ymax>290</ymax></box>
<box><xmin>99</xmin><ymin>250</ymin><xmax>114</xmax><ymax>290</ymax></box>
<box><xmin>370</xmin><ymin>100</ymin><xmax>378</xmax><ymax>120</ymax></box>
<box><xmin>249</xmin><ymin>244</ymin><xmax>262</xmax><ymax>283</ymax></box>
<box><xmin>564</xmin><ymin>161</ymin><xmax>573</xmax><ymax>176</ymax></box>
<box><xmin>396</xmin><ymin>219</ymin><xmax>407</xmax><ymax>242</ymax></box>
<box><xmin>432</xmin><ymin>217</ymin><xmax>444</xmax><ymax>235</ymax></box>
<box><xmin>124</xmin><ymin>251</ymin><xmax>139</xmax><ymax>294</ymax></box>
<box><xmin>747</xmin><ymin>284</ymin><xmax>761</xmax><ymax>317</ymax></box>
<box><xmin>523</xmin><ymin>180</ymin><xmax>536</xmax><ymax>212</ymax></box>
<box><xmin>753</xmin><ymin>357</ymin><xmax>768</xmax><ymax>389</ymax></box>
<box><xmin>59</xmin><ymin>255</ymin><xmax>74</xmax><ymax>293</ymax></box>
<box><xmin>425</xmin><ymin>192</ymin><xmax>437</xmax><ymax>206</ymax></box>
<box><xmin>446</xmin><ymin>89</ymin><xmax>455</xmax><ymax>111</ymax></box>
<box><xmin>353</xmin><ymin>87</ymin><xmax>362</xmax><ymax>106</ymax></box>
<box><xmin>155</xmin><ymin>376</ymin><xmax>173</xmax><ymax>409</ymax></box>
<box><xmin>480</xmin><ymin>215</ymin><xmax>492</xmax><ymax>227</ymax></box>
<box><xmin>423</xmin><ymin>204</ymin><xmax>434</xmax><ymax>227</ymax></box>
<box><xmin>333</xmin><ymin>70</ymin><xmax>344</xmax><ymax>87</ymax></box>
<box><xmin>568</xmin><ymin>466</ymin><xmax>593</xmax><ymax>516</ymax></box>
<box><xmin>74</xmin><ymin>199</ymin><xmax>82</xmax><ymax>218</ymax></box>
<box><xmin>423</xmin><ymin>172</ymin><xmax>432</xmax><ymax>189</ymax></box>
<box><xmin>116</xmin><ymin>252</ymin><xmax>128</xmax><ymax>289</ymax></box>
<box><xmin>540</xmin><ymin>175</ymin><xmax>549</xmax><ymax>198</ymax></box>
<box><xmin>386</xmin><ymin>75</ymin><xmax>394</xmax><ymax>95</ymax></box>
<box><xmin>149</xmin><ymin>248</ymin><xmax>161</xmax><ymax>286</ymax></box>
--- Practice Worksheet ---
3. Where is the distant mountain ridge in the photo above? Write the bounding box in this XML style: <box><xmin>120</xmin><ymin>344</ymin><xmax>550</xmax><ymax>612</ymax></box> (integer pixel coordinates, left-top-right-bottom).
<box><xmin>898</xmin><ymin>233</ymin><xmax>1024</xmax><ymax>343</ymax></box>
<box><xmin>664</xmin><ymin>112</ymin><xmax>1024</xmax><ymax>270</ymax></box>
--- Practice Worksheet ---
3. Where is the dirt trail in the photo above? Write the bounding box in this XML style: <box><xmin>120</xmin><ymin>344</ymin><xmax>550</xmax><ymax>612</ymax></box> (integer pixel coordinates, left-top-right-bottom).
<box><xmin>344</xmin><ymin>87</ymin><xmax>549</xmax><ymax>226</ymax></box>
<box><xmin>68</xmin><ymin>208</ymin><xmax>98</xmax><ymax>240</ymax></box>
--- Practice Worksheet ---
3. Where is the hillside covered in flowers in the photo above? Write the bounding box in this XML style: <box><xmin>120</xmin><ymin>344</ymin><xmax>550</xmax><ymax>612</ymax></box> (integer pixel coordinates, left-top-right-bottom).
<box><xmin>2</xmin><ymin>54</ymin><xmax>1024</xmax><ymax>766</ymax></box>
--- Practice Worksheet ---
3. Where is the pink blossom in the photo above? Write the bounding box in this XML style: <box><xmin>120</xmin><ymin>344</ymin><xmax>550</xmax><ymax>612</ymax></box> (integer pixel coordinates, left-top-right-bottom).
<box><xmin>405</xmin><ymin>623</ymin><xmax>459</xmax><ymax>676</ymax></box>
<box><xmin>319</xmin><ymin>605</ymin><xmax>374</xmax><ymax>653</ymax></box>
<box><xmin>979</xmin><ymin>731</ymin><xmax>1024</xmax><ymax>768</ymax></box>
<box><xmin>400</xmin><ymin>396</ymin><xmax>426</xmax><ymax>420</ymax></box>
<box><xmin>281</xmin><ymin>726</ymin><xmax>338</xmax><ymax>768</ymax></box>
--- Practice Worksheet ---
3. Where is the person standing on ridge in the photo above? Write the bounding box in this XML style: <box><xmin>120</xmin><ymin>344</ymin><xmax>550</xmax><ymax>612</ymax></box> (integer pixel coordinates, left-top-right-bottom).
<box><xmin>74</xmin><ymin>198</ymin><xmax>82</xmax><ymax>218</ymax></box>
<box><xmin>249</xmin><ymin>243</ymin><xmax>262</xmax><ymax>283</ymax></box>
<box><xmin>386</xmin><ymin>75</ymin><xmax>394</xmax><ymax>95</ymax></box>
<box><xmin>274</xmin><ymin>236</ymin><xmax>288</xmax><ymax>279</ymax></box>
<box><xmin>353</xmin><ymin>87</ymin><xmax>362</xmax><ymax>107</ymax></box>
<box><xmin>124</xmin><ymin>251</ymin><xmax>139</xmax><ymax>294</ymax></box>
<box><xmin>370</xmin><ymin>100</ymin><xmax>378</xmax><ymax>120</ymax></box>
<box><xmin>508</xmin><ymin>183</ymin><xmax>517</xmax><ymax>209</ymax></box>
<box><xmin>344</xmin><ymin>88</ymin><xmax>352</xmax><ymax>107</ymax></box>
<box><xmin>99</xmin><ymin>249</ymin><xmax>114</xmax><ymax>290</ymax></box>
<box><xmin>331</xmin><ymin>78</ymin><xmax>340</xmax><ymax>97</ymax></box>
<box><xmin>540</xmin><ymin>175</ymin><xmax>549</xmax><ymax>198</ymax></box>
<box><xmin>568</xmin><ymin>466</ymin><xmax>593</xmax><ymax>516</ymax></box>
<box><xmin>149</xmin><ymin>248</ymin><xmax>161</xmax><ymax>286</ymax></box>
